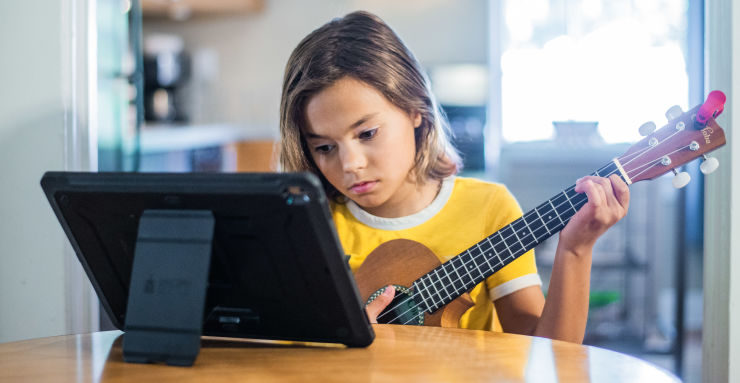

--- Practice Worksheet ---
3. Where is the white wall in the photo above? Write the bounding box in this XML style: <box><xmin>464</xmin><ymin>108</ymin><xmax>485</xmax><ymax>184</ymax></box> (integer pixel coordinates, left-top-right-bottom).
<box><xmin>142</xmin><ymin>0</ymin><xmax>488</xmax><ymax>137</ymax></box>
<box><xmin>0</xmin><ymin>1</ymin><xmax>70</xmax><ymax>342</ymax></box>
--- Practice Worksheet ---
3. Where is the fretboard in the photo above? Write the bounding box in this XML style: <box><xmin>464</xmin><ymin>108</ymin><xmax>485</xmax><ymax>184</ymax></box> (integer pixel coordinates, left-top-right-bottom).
<box><xmin>411</xmin><ymin>161</ymin><xmax>625</xmax><ymax>313</ymax></box>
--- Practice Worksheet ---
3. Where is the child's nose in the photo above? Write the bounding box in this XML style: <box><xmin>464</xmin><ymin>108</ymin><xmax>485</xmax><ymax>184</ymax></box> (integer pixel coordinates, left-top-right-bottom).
<box><xmin>340</xmin><ymin>145</ymin><xmax>367</xmax><ymax>172</ymax></box>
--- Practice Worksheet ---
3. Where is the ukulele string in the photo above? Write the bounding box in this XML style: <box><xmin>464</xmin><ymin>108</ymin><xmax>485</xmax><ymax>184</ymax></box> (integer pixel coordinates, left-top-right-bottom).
<box><xmin>625</xmin><ymin>144</ymin><xmax>693</xmax><ymax>181</ymax></box>
<box><xmin>613</xmin><ymin>142</ymin><xmax>654</xmax><ymax>167</ymax></box>
<box><xmin>617</xmin><ymin>126</ymin><xmax>687</xmax><ymax>170</ymax></box>
<box><xmin>383</xmin><ymin>149</ymin><xmax>686</xmax><ymax>325</ymax></box>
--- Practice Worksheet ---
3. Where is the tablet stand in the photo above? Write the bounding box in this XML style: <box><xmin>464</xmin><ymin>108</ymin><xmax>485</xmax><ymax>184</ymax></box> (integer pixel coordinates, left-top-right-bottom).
<box><xmin>122</xmin><ymin>210</ymin><xmax>214</xmax><ymax>366</ymax></box>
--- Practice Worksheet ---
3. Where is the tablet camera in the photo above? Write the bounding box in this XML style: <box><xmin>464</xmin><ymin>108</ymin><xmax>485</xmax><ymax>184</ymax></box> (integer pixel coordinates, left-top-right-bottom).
<box><xmin>283</xmin><ymin>185</ymin><xmax>311</xmax><ymax>205</ymax></box>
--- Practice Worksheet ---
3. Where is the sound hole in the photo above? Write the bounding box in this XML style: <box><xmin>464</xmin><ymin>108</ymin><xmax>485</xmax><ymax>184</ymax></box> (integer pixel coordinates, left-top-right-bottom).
<box><xmin>366</xmin><ymin>285</ymin><xmax>424</xmax><ymax>325</ymax></box>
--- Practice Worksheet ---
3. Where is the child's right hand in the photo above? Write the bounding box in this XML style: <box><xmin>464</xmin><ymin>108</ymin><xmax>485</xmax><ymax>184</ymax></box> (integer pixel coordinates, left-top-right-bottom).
<box><xmin>365</xmin><ymin>285</ymin><xmax>395</xmax><ymax>323</ymax></box>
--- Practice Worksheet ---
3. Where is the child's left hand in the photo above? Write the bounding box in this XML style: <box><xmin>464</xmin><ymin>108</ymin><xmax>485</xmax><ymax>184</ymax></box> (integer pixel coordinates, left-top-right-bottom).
<box><xmin>559</xmin><ymin>174</ymin><xmax>630</xmax><ymax>256</ymax></box>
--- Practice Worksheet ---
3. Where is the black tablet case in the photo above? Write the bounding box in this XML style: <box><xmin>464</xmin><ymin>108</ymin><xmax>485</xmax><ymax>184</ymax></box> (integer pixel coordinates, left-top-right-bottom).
<box><xmin>41</xmin><ymin>171</ymin><xmax>374</xmax><ymax>349</ymax></box>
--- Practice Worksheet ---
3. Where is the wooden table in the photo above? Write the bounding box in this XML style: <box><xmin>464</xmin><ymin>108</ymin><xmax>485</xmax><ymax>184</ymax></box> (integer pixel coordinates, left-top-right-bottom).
<box><xmin>0</xmin><ymin>324</ymin><xmax>679</xmax><ymax>382</ymax></box>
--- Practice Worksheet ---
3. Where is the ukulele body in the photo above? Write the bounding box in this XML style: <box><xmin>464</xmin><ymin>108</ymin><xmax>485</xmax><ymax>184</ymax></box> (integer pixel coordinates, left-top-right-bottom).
<box><xmin>354</xmin><ymin>239</ymin><xmax>474</xmax><ymax>327</ymax></box>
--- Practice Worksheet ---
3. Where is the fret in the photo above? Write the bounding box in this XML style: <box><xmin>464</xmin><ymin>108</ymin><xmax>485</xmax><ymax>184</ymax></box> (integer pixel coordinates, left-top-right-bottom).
<box><xmin>511</xmin><ymin>219</ymin><xmax>535</xmax><ymax>250</ymax></box>
<box><xmin>474</xmin><ymin>250</ymin><xmax>488</xmax><ymax>279</ymax></box>
<box><xmin>562</xmin><ymin>190</ymin><xmax>577</xmax><ymax>212</ymax></box>
<box><xmin>412</xmin><ymin>280</ymin><xmax>432</xmax><ymax>312</ymax></box>
<box><xmin>446</xmin><ymin>261</ymin><xmax>465</xmax><ymax>295</ymax></box>
<box><xmin>552</xmin><ymin>194</ymin><xmax>575</xmax><ymax>218</ymax></box>
<box><xmin>460</xmin><ymin>259</ymin><xmax>476</xmax><ymax>290</ymax></box>
<box><xmin>421</xmin><ymin>275</ymin><xmax>440</xmax><ymax>309</ymax></box>
<box><xmin>492</xmin><ymin>241</ymin><xmax>506</xmax><ymax>268</ymax></box>
<box><xmin>494</xmin><ymin>232</ymin><xmax>511</xmax><ymax>258</ymax></box>
<box><xmin>509</xmin><ymin>221</ymin><xmax>527</xmax><ymax>250</ymax></box>
<box><xmin>414</xmin><ymin>274</ymin><xmax>434</xmax><ymax>309</ymax></box>
<box><xmin>468</xmin><ymin>242</ymin><xmax>493</xmax><ymax>275</ymax></box>
<box><xmin>567</xmin><ymin>187</ymin><xmax>589</xmax><ymax>212</ymax></box>
<box><xmin>439</xmin><ymin>264</ymin><xmax>456</xmax><ymax>298</ymax></box>
<box><xmin>438</xmin><ymin>267</ymin><xmax>455</xmax><ymax>301</ymax></box>
<box><xmin>476</xmin><ymin>242</ymin><xmax>494</xmax><ymax>272</ymax></box>
<box><xmin>547</xmin><ymin>199</ymin><xmax>566</xmax><ymax>226</ymax></box>
<box><xmin>449</xmin><ymin>256</ymin><xmax>465</xmax><ymax>291</ymax></box>
<box><xmin>453</xmin><ymin>256</ymin><xmax>474</xmax><ymax>287</ymax></box>
<box><xmin>540</xmin><ymin>202</ymin><xmax>564</xmax><ymax>232</ymax></box>
<box><xmin>600</xmin><ymin>162</ymin><xmax>619</xmax><ymax>178</ymax></box>
<box><xmin>592</xmin><ymin>162</ymin><xmax>620</xmax><ymax>179</ymax></box>
<box><xmin>496</xmin><ymin>230</ymin><xmax>514</xmax><ymax>255</ymax></box>
<box><xmin>499</xmin><ymin>225</ymin><xmax>524</xmax><ymax>255</ymax></box>
<box><xmin>491</xmin><ymin>252</ymin><xmax>505</xmax><ymax>271</ymax></box>
<box><xmin>491</xmin><ymin>233</ymin><xmax>509</xmax><ymax>257</ymax></box>
<box><xmin>436</xmin><ymin>280</ymin><xmax>451</xmax><ymax>303</ymax></box>
<box><xmin>534</xmin><ymin>204</ymin><xmax>558</xmax><ymax>240</ymax></box>
<box><xmin>421</xmin><ymin>279</ymin><xmax>437</xmax><ymax>312</ymax></box>
<box><xmin>483</xmin><ymin>237</ymin><xmax>496</xmax><ymax>257</ymax></box>
<box><xmin>530</xmin><ymin>221</ymin><xmax>549</xmax><ymax>244</ymax></box>
<box><xmin>522</xmin><ymin>215</ymin><xmax>538</xmax><ymax>239</ymax></box>
<box><xmin>484</xmin><ymin>237</ymin><xmax>506</xmax><ymax>270</ymax></box>
<box><xmin>442</xmin><ymin>255</ymin><xmax>465</xmax><ymax>302</ymax></box>
<box><xmin>442</xmin><ymin>263</ymin><xmax>456</xmax><ymax>289</ymax></box>
<box><xmin>427</xmin><ymin>270</ymin><xmax>446</xmax><ymax>303</ymax></box>
<box><xmin>534</xmin><ymin>205</ymin><xmax>552</xmax><ymax>235</ymax></box>
<box><xmin>465</xmin><ymin>251</ymin><xmax>485</xmax><ymax>282</ymax></box>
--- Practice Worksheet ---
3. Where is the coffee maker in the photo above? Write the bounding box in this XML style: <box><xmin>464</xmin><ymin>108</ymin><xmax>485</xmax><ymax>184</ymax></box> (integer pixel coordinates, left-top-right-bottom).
<box><xmin>143</xmin><ymin>34</ymin><xmax>190</xmax><ymax>122</ymax></box>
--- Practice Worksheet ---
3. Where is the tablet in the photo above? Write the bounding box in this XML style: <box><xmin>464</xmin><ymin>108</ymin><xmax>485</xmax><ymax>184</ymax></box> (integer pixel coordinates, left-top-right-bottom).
<box><xmin>41</xmin><ymin>171</ymin><xmax>374</xmax><ymax>348</ymax></box>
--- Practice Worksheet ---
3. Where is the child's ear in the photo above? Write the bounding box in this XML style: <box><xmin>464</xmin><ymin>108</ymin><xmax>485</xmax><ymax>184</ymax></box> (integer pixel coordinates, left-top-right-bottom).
<box><xmin>412</xmin><ymin>112</ymin><xmax>422</xmax><ymax>128</ymax></box>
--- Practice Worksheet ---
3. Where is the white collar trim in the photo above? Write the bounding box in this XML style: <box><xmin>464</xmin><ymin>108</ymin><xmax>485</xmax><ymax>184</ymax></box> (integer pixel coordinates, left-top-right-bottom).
<box><xmin>346</xmin><ymin>176</ymin><xmax>456</xmax><ymax>231</ymax></box>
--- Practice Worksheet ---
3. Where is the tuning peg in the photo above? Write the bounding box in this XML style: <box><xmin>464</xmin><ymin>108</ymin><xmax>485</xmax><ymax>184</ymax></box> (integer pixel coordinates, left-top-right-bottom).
<box><xmin>639</xmin><ymin>121</ymin><xmax>656</xmax><ymax>136</ymax></box>
<box><xmin>666</xmin><ymin>105</ymin><xmax>683</xmax><ymax>121</ymax></box>
<box><xmin>671</xmin><ymin>169</ymin><xmax>691</xmax><ymax>188</ymax></box>
<box><xmin>700</xmin><ymin>155</ymin><xmax>719</xmax><ymax>174</ymax></box>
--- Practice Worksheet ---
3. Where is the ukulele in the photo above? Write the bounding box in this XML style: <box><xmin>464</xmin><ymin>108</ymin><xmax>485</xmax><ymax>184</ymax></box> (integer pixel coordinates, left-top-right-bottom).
<box><xmin>354</xmin><ymin>91</ymin><xmax>727</xmax><ymax>327</ymax></box>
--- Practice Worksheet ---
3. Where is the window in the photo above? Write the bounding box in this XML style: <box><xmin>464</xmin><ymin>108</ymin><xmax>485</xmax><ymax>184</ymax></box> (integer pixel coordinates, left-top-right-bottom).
<box><xmin>499</xmin><ymin>0</ymin><xmax>689</xmax><ymax>143</ymax></box>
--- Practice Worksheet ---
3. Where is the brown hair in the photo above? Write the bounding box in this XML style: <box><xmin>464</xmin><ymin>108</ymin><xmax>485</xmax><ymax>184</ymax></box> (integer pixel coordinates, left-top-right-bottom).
<box><xmin>279</xmin><ymin>11</ymin><xmax>461</xmax><ymax>201</ymax></box>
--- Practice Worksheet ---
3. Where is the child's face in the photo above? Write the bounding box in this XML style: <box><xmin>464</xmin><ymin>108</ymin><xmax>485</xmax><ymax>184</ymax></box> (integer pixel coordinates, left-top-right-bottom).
<box><xmin>303</xmin><ymin>76</ymin><xmax>423</xmax><ymax>217</ymax></box>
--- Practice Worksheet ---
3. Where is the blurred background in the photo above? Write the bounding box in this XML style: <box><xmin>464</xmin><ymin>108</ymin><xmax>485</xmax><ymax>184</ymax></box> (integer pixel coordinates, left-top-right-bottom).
<box><xmin>0</xmin><ymin>0</ymin><xmax>713</xmax><ymax>381</ymax></box>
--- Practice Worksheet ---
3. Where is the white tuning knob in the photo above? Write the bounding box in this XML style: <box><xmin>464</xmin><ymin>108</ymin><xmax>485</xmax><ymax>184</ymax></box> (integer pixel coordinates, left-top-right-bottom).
<box><xmin>666</xmin><ymin>105</ymin><xmax>683</xmax><ymax>121</ymax></box>
<box><xmin>672</xmin><ymin>170</ymin><xmax>691</xmax><ymax>189</ymax></box>
<box><xmin>700</xmin><ymin>156</ymin><xmax>719</xmax><ymax>174</ymax></box>
<box><xmin>639</xmin><ymin>121</ymin><xmax>656</xmax><ymax>136</ymax></box>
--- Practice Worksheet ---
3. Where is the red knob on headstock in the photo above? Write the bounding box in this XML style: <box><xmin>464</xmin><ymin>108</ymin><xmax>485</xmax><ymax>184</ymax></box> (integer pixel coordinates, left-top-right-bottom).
<box><xmin>696</xmin><ymin>90</ymin><xmax>726</xmax><ymax>125</ymax></box>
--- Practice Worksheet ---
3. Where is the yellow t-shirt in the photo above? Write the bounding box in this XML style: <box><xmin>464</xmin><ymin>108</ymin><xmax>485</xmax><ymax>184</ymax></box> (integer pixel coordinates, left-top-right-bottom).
<box><xmin>331</xmin><ymin>176</ymin><xmax>541</xmax><ymax>331</ymax></box>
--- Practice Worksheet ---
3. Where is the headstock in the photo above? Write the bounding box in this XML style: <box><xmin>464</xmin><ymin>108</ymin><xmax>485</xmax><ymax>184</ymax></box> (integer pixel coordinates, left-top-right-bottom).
<box><xmin>616</xmin><ymin>91</ymin><xmax>727</xmax><ymax>188</ymax></box>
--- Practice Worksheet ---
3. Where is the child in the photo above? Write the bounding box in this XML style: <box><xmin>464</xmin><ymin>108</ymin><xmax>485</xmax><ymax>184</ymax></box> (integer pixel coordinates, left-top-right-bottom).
<box><xmin>278</xmin><ymin>11</ymin><xmax>629</xmax><ymax>344</ymax></box>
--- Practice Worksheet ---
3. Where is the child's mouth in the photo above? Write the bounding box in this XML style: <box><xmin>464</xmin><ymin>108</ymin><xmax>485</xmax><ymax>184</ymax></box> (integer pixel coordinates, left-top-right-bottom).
<box><xmin>349</xmin><ymin>180</ymin><xmax>377</xmax><ymax>194</ymax></box>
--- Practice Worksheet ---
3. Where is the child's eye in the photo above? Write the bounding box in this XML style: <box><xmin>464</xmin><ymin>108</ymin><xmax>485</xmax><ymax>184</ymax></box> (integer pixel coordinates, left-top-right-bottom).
<box><xmin>359</xmin><ymin>128</ymin><xmax>378</xmax><ymax>140</ymax></box>
<box><xmin>314</xmin><ymin>144</ymin><xmax>334</xmax><ymax>154</ymax></box>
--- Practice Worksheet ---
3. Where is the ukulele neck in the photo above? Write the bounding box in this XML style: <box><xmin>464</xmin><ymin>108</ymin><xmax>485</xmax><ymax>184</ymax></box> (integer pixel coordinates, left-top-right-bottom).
<box><xmin>412</xmin><ymin>161</ymin><xmax>627</xmax><ymax>313</ymax></box>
